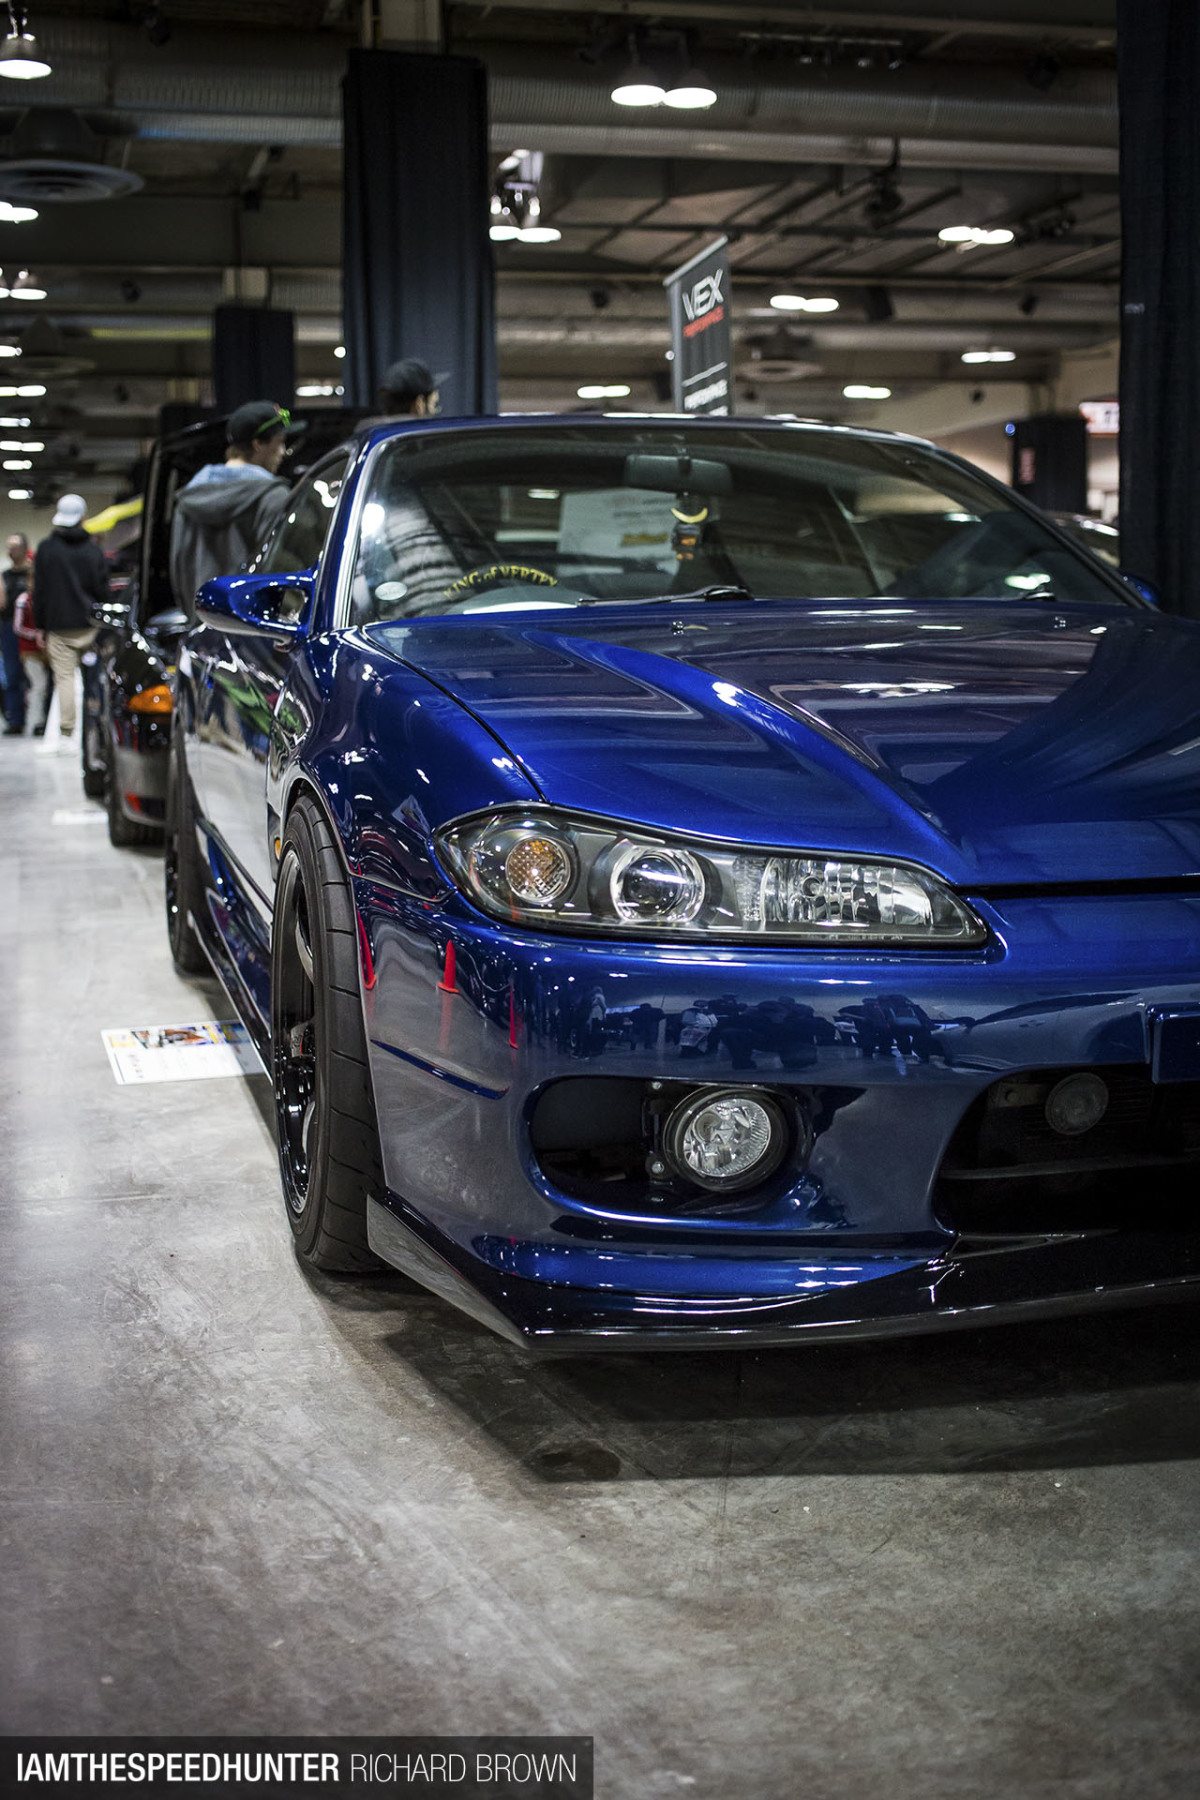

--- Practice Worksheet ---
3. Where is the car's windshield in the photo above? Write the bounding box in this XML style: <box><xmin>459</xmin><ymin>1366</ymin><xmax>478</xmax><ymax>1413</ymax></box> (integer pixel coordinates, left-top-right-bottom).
<box><xmin>348</xmin><ymin>423</ymin><xmax>1130</xmax><ymax>625</ymax></box>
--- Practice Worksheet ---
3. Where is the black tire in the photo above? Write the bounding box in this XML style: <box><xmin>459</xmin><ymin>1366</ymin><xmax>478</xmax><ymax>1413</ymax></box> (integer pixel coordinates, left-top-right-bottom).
<box><xmin>163</xmin><ymin>731</ymin><xmax>209</xmax><ymax>973</ymax></box>
<box><xmin>271</xmin><ymin>794</ymin><xmax>382</xmax><ymax>1272</ymax></box>
<box><xmin>82</xmin><ymin>738</ymin><xmax>105</xmax><ymax>801</ymax></box>
<box><xmin>106</xmin><ymin>735</ymin><xmax>161</xmax><ymax>848</ymax></box>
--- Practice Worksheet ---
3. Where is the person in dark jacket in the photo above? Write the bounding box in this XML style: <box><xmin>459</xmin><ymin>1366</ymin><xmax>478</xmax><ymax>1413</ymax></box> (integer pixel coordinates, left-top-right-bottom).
<box><xmin>1</xmin><ymin>530</ymin><xmax>32</xmax><ymax>734</ymax></box>
<box><xmin>377</xmin><ymin>358</ymin><xmax>447</xmax><ymax>417</ymax></box>
<box><xmin>168</xmin><ymin>400</ymin><xmax>300</xmax><ymax>612</ymax></box>
<box><xmin>32</xmin><ymin>495</ymin><xmax>109</xmax><ymax>745</ymax></box>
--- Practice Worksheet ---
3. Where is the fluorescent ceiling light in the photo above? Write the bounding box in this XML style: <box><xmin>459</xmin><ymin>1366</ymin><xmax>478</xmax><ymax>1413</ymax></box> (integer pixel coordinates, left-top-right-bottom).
<box><xmin>0</xmin><ymin>32</ymin><xmax>50</xmax><ymax>79</ymax></box>
<box><xmin>939</xmin><ymin>225</ymin><xmax>1015</xmax><ymax>246</ymax></box>
<box><xmin>962</xmin><ymin>348</ymin><xmax>1016</xmax><ymax>363</ymax></box>
<box><xmin>0</xmin><ymin>344</ymin><xmax>19</xmax><ymax>357</ymax></box>
<box><xmin>7</xmin><ymin>486</ymin><xmax>30</xmax><ymax>498</ymax></box>
<box><xmin>0</xmin><ymin>201</ymin><xmax>36</xmax><ymax>223</ymax></box>
<box><xmin>2</xmin><ymin>457</ymin><xmax>30</xmax><ymax>468</ymax></box>
<box><xmin>0</xmin><ymin>437</ymin><xmax>40</xmax><ymax>449</ymax></box>
<box><xmin>516</xmin><ymin>225</ymin><xmax>561</xmax><ymax>243</ymax></box>
<box><xmin>769</xmin><ymin>294</ymin><xmax>839</xmax><ymax>313</ymax></box>
<box><xmin>296</xmin><ymin>384</ymin><xmax>336</xmax><ymax>398</ymax></box>
<box><xmin>577</xmin><ymin>383</ymin><xmax>631</xmax><ymax>399</ymax></box>
<box><xmin>0</xmin><ymin>383</ymin><xmax>43</xmax><ymax>396</ymax></box>
<box><xmin>10</xmin><ymin>271</ymin><xmax>45</xmax><ymax>299</ymax></box>
<box><xmin>843</xmin><ymin>384</ymin><xmax>891</xmax><ymax>400</ymax></box>
<box><xmin>0</xmin><ymin>417</ymin><xmax>30</xmax><ymax>426</ymax></box>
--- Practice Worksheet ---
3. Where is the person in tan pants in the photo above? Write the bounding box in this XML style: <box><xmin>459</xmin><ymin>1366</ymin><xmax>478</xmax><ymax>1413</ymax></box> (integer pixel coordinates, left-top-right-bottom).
<box><xmin>32</xmin><ymin>493</ymin><xmax>107</xmax><ymax>744</ymax></box>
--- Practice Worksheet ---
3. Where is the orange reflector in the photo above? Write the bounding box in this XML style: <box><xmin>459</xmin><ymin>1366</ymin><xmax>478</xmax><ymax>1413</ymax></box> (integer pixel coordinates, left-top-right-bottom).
<box><xmin>128</xmin><ymin>684</ymin><xmax>173</xmax><ymax>714</ymax></box>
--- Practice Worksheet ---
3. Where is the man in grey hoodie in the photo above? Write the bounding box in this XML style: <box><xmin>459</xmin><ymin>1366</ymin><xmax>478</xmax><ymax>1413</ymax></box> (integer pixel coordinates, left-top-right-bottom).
<box><xmin>169</xmin><ymin>401</ymin><xmax>300</xmax><ymax>611</ymax></box>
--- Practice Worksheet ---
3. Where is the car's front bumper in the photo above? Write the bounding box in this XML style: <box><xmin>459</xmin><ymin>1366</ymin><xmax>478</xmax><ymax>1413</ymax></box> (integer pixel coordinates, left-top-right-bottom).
<box><xmin>359</xmin><ymin>882</ymin><xmax>1200</xmax><ymax>1345</ymax></box>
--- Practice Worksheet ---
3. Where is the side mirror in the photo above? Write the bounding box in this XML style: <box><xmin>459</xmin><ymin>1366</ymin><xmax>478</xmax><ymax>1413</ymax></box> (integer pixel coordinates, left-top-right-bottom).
<box><xmin>196</xmin><ymin>569</ymin><xmax>314</xmax><ymax>638</ymax></box>
<box><xmin>1121</xmin><ymin>572</ymin><xmax>1160</xmax><ymax>608</ymax></box>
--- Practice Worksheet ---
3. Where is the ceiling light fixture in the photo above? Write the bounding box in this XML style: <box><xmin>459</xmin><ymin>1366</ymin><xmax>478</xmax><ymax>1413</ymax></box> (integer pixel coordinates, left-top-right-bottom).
<box><xmin>6</xmin><ymin>486</ymin><xmax>30</xmax><ymax>498</ymax></box>
<box><xmin>333</xmin><ymin>345</ymin><xmax>346</xmax><ymax>359</ymax></box>
<box><xmin>664</xmin><ymin>66</ymin><xmax>716</xmax><ymax>109</ymax></box>
<box><xmin>962</xmin><ymin>348</ymin><xmax>1016</xmax><ymax>364</ymax></box>
<box><xmin>0</xmin><ymin>342</ymin><xmax>20</xmax><ymax>356</ymax></box>
<box><xmin>769</xmin><ymin>294</ymin><xmax>839</xmax><ymax>314</ymax></box>
<box><xmin>843</xmin><ymin>384</ymin><xmax>891</xmax><ymax>400</ymax></box>
<box><xmin>577</xmin><ymin>383</ymin><xmax>631</xmax><ymax>400</ymax></box>
<box><xmin>0</xmin><ymin>200</ymin><xmax>36</xmax><ymax>223</ymax></box>
<box><xmin>10</xmin><ymin>269</ymin><xmax>44</xmax><ymax>299</ymax></box>
<box><xmin>2</xmin><ymin>457</ymin><xmax>30</xmax><ymax>468</ymax></box>
<box><xmin>0</xmin><ymin>436</ymin><xmax>39</xmax><ymax>449</ymax></box>
<box><xmin>939</xmin><ymin>225</ymin><xmax>1016</xmax><ymax>247</ymax></box>
<box><xmin>611</xmin><ymin>40</ymin><xmax>665</xmax><ymax>107</ymax></box>
<box><xmin>0</xmin><ymin>4</ymin><xmax>50</xmax><ymax>81</ymax></box>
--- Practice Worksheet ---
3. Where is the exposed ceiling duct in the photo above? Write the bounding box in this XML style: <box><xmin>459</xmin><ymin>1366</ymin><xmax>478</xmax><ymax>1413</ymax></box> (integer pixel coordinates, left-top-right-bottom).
<box><xmin>5</xmin><ymin>23</ymin><xmax>1117</xmax><ymax>176</ymax></box>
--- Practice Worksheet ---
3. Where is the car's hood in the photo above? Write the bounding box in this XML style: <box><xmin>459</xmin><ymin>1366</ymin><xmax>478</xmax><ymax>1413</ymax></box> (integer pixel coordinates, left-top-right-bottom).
<box><xmin>370</xmin><ymin>600</ymin><xmax>1200</xmax><ymax>886</ymax></box>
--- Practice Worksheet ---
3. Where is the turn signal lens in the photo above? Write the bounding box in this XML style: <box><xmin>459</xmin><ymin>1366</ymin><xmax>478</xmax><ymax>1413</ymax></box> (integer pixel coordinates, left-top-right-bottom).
<box><xmin>128</xmin><ymin>684</ymin><xmax>173</xmax><ymax>714</ymax></box>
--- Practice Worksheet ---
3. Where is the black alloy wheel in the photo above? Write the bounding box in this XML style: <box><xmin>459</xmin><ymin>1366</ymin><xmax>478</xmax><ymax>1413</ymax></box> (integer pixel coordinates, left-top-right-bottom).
<box><xmin>163</xmin><ymin>729</ymin><xmax>209</xmax><ymax>973</ymax></box>
<box><xmin>271</xmin><ymin>794</ymin><xmax>382</xmax><ymax>1272</ymax></box>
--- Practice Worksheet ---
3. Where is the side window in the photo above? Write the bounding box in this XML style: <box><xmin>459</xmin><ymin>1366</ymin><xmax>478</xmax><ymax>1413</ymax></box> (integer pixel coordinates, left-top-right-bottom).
<box><xmin>258</xmin><ymin>456</ymin><xmax>350</xmax><ymax>575</ymax></box>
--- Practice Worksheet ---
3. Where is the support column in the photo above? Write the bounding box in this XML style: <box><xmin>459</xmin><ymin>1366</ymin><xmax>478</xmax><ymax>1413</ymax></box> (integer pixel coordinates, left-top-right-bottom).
<box><xmin>342</xmin><ymin>48</ymin><xmax>496</xmax><ymax>417</ymax></box>
<box><xmin>1117</xmin><ymin>1</ymin><xmax>1200</xmax><ymax>613</ymax></box>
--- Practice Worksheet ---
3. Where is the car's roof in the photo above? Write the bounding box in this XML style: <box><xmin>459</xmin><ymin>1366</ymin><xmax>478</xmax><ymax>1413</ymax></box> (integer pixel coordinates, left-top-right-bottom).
<box><xmin>354</xmin><ymin>411</ymin><xmax>938</xmax><ymax>454</ymax></box>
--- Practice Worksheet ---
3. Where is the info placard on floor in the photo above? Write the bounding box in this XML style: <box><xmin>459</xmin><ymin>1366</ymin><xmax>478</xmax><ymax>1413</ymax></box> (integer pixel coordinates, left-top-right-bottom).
<box><xmin>102</xmin><ymin>1021</ymin><xmax>262</xmax><ymax>1085</ymax></box>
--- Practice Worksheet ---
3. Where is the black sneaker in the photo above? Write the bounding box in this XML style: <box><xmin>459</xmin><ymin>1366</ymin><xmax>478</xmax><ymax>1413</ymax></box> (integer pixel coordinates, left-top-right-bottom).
<box><xmin>3</xmin><ymin>724</ymin><xmax>23</xmax><ymax>736</ymax></box>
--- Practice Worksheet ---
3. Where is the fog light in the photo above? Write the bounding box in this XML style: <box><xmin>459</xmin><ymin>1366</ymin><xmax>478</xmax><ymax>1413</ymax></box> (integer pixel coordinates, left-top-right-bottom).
<box><xmin>663</xmin><ymin>1087</ymin><xmax>788</xmax><ymax>1192</ymax></box>
<box><xmin>1045</xmin><ymin>1072</ymin><xmax>1109</xmax><ymax>1137</ymax></box>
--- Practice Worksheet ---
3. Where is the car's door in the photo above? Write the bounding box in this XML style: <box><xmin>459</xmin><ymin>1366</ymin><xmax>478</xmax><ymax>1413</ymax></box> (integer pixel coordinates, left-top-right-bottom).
<box><xmin>193</xmin><ymin>451</ymin><xmax>352</xmax><ymax>910</ymax></box>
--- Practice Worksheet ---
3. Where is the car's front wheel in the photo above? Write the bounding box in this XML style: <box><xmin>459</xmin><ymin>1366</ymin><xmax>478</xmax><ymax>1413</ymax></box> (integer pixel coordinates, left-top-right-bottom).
<box><xmin>163</xmin><ymin>730</ymin><xmax>209</xmax><ymax>974</ymax></box>
<box><xmin>271</xmin><ymin>794</ymin><xmax>382</xmax><ymax>1272</ymax></box>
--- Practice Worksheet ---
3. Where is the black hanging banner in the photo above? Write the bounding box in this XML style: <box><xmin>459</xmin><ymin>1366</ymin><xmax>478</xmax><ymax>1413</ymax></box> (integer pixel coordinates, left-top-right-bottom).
<box><xmin>211</xmin><ymin>306</ymin><xmax>295</xmax><ymax>416</ymax></box>
<box><xmin>664</xmin><ymin>238</ymin><xmax>731</xmax><ymax>415</ymax></box>
<box><xmin>1117</xmin><ymin>0</ymin><xmax>1200</xmax><ymax>614</ymax></box>
<box><xmin>342</xmin><ymin>49</ymin><xmax>496</xmax><ymax>418</ymax></box>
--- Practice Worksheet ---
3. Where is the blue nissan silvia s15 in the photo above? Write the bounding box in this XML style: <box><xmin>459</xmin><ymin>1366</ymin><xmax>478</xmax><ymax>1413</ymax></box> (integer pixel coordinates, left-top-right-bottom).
<box><xmin>166</xmin><ymin>415</ymin><xmax>1200</xmax><ymax>1349</ymax></box>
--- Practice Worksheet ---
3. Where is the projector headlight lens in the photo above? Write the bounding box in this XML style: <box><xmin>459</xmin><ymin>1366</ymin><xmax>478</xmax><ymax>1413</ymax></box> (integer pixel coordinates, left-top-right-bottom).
<box><xmin>438</xmin><ymin>808</ymin><xmax>986</xmax><ymax>944</ymax></box>
<box><xmin>663</xmin><ymin>1088</ymin><xmax>788</xmax><ymax>1192</ymax></box>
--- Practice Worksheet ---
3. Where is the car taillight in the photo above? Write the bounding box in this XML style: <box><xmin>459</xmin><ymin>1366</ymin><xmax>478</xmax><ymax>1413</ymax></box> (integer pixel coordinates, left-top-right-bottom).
<box><xmin>128</xmin><ymin>684</ymin><xmax>173</xmax><ymax>714</ymax></box>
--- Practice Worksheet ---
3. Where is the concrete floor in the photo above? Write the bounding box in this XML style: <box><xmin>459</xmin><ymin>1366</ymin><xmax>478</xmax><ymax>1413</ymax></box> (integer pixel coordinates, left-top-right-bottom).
<box><xmin>3</xmin><ymin>735</ymin><xmax>1200</xmax><ymax>1798</ymax></box>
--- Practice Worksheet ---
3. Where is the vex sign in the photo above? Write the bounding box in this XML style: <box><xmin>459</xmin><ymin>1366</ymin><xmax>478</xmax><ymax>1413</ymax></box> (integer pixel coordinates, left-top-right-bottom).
<box><xmin>681</xmin><ymin>272</ymin><xmax>724</xmax><ymax>323</ymax></box>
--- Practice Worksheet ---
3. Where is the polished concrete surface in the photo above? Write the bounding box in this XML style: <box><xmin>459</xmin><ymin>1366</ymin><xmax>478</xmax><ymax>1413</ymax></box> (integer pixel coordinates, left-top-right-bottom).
<box><xmin>3</xmin><ymin>735</ymin><xmax>1200</xmax><ymax>1798</ymax></box>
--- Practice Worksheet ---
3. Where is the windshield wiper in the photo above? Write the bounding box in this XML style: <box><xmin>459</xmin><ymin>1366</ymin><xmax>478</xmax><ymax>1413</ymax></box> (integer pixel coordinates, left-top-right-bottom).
<box><xmin>640</xmin><ymin>583</ymin><xmax>756</xmax><ymax>605</ymax></box>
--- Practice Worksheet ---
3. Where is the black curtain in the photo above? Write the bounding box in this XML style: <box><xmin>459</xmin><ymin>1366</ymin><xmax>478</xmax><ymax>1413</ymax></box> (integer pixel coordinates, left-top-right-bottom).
<box><xmin>211</xmin><ymin>305</ymin><xmax>296</xmax><ymax>414</ymax></box>
<box><xmin>1118</xmin><ymin>0</ymin><xmax>1200</xmax><ymax>615</ymax></box>
<box><xmin>1011</xmin><ymin>415</ymin><xmax>1088</xmax><ymax>513</ymax></box>
<box><xmin>342</xmin><ymin>49</ymin><xmax>496</xmax><ymax>417</ymax></box>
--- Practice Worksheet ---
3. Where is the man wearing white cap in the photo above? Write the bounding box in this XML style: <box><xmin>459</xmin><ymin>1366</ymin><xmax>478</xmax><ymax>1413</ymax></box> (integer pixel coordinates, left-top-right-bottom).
<box><xmin>32</xmin><ymin>493</ymin><xmax>109</xmax><ymax>745</ymax></box>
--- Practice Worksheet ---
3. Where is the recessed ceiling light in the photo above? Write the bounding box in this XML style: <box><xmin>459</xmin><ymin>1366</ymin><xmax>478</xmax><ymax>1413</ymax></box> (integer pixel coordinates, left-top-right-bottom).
<box><xmin>333</xmin><ymin>345</ymin><xmax>346</xmax><ymax>359</ymax></box>
<box><xmin>577</xmin><ymin>383</ymin><xmax>631</xmax><ymax>399</ymax></box>
<box><xmin>769</xmin><ymin>294</ymin><xmax>839</xmax><ymax>313</ymax></box>
<box><xmin>843</xmin><ymin>384</ymin><xmax>892</xmax><ymax>400</ymax></box>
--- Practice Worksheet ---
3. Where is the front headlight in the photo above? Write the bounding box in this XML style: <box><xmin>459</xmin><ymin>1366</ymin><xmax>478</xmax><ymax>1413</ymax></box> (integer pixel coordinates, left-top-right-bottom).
<box><xmin>436</xmin><ymin>808</ymin><xmax>987</xmax><ymax>946</ymax></box>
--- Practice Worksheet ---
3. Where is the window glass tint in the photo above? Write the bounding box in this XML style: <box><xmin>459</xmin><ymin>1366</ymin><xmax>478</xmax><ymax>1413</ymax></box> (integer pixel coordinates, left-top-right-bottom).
<box><xmin>348</xmin><ymin>426</ymin><xmax>1129</xmax><ymax>625</ymax></box>
<box><xmin>259</xmin><ymin>457</ymin><xmax>349</xmax><ymax>575</ymax></box>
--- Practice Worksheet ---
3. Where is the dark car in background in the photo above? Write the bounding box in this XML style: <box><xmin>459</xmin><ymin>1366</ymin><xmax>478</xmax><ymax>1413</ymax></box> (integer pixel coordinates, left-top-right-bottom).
<box><xmin>81</xmin><ymin>410</ymin><xmax>368</xmax><ymax>845</ymax></box>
